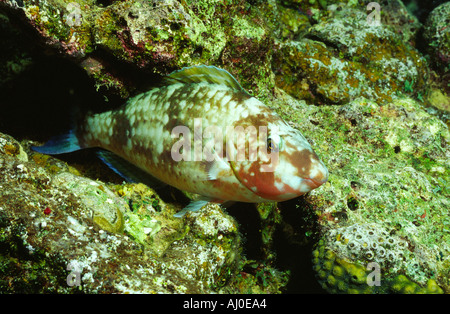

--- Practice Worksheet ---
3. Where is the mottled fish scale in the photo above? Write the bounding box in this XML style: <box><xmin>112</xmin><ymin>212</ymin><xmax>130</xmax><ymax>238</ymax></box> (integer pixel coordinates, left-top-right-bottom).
<box><xmin>33</xmin><ymin>65</ymin><xmax>329</xmax><ymax>216</ymax></box>
<box><xmin>79</xmin><ymin>84</ymin><xmax>249</xmax><ymax>200</ymax></box>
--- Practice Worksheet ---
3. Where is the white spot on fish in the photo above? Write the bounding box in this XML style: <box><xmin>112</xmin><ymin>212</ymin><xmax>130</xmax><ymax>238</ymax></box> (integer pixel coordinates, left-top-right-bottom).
<box><xmin>274</xmin><ymin>180</ymin><xmax>285</xmax><ymax>192</ymax></box>
<box><xmin>221</xmin><ymin>94</ymin><xmax>232</xmax><ymax>106</ymax></box>
<box><xmin>130</xmin><ymin>114</ymin><xmax>136</xmax><ymax>126</ymax></box>
<box><xmin>299</xmin><ymin>180</ymin><xmax>312</xmax><ymax>193</ymax></box>
<box><xmin>163</xmin><ymin>101</ymin><xmax>170</xmax><ymax>111</ymax></box>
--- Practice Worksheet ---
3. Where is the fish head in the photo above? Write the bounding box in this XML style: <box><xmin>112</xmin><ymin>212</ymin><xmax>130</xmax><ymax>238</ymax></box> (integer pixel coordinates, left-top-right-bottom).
<box><xmin>230</xmin><ymin>121</ymin><xmax>328</xmax><ymax>201</ymax></box>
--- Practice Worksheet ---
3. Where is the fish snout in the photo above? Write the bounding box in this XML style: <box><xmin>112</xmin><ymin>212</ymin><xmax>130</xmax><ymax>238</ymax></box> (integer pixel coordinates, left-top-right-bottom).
<box><xmin>305</xmin><ymin>164</ymin><xmax>329</xmax><ymax>189</ymax></box>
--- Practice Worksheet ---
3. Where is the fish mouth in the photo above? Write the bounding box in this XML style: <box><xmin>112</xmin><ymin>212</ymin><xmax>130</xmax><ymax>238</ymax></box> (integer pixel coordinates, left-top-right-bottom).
<box><xmin>304</xmin><ymin>165</ymin><xmax>329</xmax><ymax>190</ymax></box>
<box><xmin>304</xmin><ymin>177</ymin><xmax>327</xmax><ymax>189</ymax></box>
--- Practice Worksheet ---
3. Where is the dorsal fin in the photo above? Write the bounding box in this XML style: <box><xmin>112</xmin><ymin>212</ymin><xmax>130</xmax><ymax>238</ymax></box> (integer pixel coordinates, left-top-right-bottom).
<box><xmin>163</xmin><ymin>65</ymin><xmax>248</xmax><ymax>93</ymax></box>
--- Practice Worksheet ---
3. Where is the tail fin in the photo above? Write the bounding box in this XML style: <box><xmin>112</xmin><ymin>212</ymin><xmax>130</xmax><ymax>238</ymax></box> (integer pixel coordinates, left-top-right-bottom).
<box><xmin>32</xmin><ymin>129</ymin><xmax>82</xmax><ymax>155</ymax></box>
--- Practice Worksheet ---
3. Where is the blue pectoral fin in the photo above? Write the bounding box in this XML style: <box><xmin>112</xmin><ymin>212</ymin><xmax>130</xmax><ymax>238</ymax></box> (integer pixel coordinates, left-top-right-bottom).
<box><xmin>96</xmin><ymin>149</ymin><xmax>166</xmax><ymax>189</ymax></box>
<box><xmin>173</xmin><ymin>199</ymin><xmax>212</xmax><ymax>218</ymax></box>
<box><xmin>32</xmin><ymin>129</ymin><xmax>81</xmax><ymax>155</ymax></box>
<box><xmin>173</xmin><ymin>196</ymin><xmax>228</xmax><ymax>218</ymax></box>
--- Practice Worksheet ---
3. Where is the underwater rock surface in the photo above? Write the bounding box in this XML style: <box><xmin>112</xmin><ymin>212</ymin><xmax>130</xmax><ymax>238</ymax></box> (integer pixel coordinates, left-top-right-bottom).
<box><xmin>269</xmin><ymin>88</ymin><xmax>449</xmax><ymax>293</ymax></box>
<box><xmin>273</xmin><ymin>4</ymin><xmax>427</xmax><ymax>105</ymax></box>
<box><xmin>423</xmin><ymin>2</ymin><xmax>450</xmax><ymax>72</ymax></box>
<box><xmin>0</xmin><ymin>0</ymin><xmax>449</xmax><ymax>293</ymax></box>
<box><xmin>295</xmin><ymin>96</ymin><xmax>448</xmax><ymax>293</ymax></box>
<box><xmin>0</xmin><ymin>132</ymin><xmax>289</xmax><ymax>293</ymax></box>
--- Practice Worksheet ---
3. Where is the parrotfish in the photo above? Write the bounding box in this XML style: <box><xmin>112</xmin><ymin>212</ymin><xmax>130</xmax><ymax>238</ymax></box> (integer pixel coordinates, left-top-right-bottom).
<box><xmin>33</xmin><ymin>65</ymin><xmax>328</xmax><ymax>217</ymax></box>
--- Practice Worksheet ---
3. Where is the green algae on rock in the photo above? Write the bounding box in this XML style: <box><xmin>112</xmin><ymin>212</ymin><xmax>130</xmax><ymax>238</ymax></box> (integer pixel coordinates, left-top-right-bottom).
<box><xmin>116</xmin><ymin>182</ymin><xmax>187</xmax><ymax>257</ymax></box>
<box><xmin>423</xmin><ymin>2</ymin><xmax>450</xmax><ymax>72</ymax></box>
<box><xmin>273</xmin><ymin>5</ymin><xmax>428</xmax><ymax>105</ymax></box>
<box><xmin>51</xmin><ymin>172</ymin><xmax>126</xmax><ymax>234</ymax></box>
<box><xmin>0</xmin><ymin>132</ymin><xmax>288</xmax><ymax>293</ymax></box>
<box><xmin>269</xmin><ymin>91</ymin><xmax>449</xmax><ymax>293</ymax></box>
<box><xmin>1</xmin><ymin>0</ymin><xmax>279</xmax><ymax>99</ymax></box>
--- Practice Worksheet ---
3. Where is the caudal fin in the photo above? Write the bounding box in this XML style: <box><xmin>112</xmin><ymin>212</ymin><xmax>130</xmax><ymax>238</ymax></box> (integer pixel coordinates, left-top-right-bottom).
<box><xmin>32</xmin><ymin>129</ymin><xmax>81</xmax><ymax>155</ymax></box>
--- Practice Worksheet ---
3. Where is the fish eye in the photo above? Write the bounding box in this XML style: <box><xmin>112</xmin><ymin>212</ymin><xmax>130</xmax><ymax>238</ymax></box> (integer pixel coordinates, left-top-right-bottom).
<box><xmin>267</xmin><ymin>135</ymin><xmax>283</xmax><ymax>153</ymax></box>
<box><xmin>267</xmin><ymin>138</ymin><xmax>274</xmax><ymax>153</ymax></box>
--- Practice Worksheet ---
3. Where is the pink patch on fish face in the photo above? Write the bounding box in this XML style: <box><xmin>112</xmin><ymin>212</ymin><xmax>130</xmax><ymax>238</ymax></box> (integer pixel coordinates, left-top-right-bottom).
<box><xmin>234</xmin><ymin>161</ymin><xmax>290</xmax><ymax>201</ymax></box>
<box><xmin>233</xmin><ymin>146</ymin><xmax>329</xmax><ymax>202</ymax></box>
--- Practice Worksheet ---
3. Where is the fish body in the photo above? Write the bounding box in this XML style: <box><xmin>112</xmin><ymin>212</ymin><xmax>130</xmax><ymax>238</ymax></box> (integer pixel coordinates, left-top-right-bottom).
<box><xmin>33</xmin><ymin>66</ymin><xmax>328</xmax><ymax>216</ymax></box>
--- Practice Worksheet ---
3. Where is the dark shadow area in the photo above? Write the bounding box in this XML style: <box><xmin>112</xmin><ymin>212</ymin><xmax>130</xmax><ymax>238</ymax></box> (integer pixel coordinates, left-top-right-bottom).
<box><xmin>274</xmin><ymin>198</ymin><xmax>325</xmax><ymax>293</ymax></box>
<box><xmin>227</xmin><ymin>203</ymin><xmax>263</xmax><ymax>261</ymax></box>
<box><xmin>0</xmin><ymin>56</ymin><xmax>106</xmax><ymax>141</ymax></box>
<box><xmin>227</xmin><ymin>198</ymin><xmax>326</xmax><ymax>293</ymax></box>
<box><xmin>0</xmin><ymin>53</ymin><xmax>164</xmax><ymax>142</ymax></box>
<box><xmin>400</xmin><ymin>0</ymin><xmax>447</xmax><ymax>23</ymax></box>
